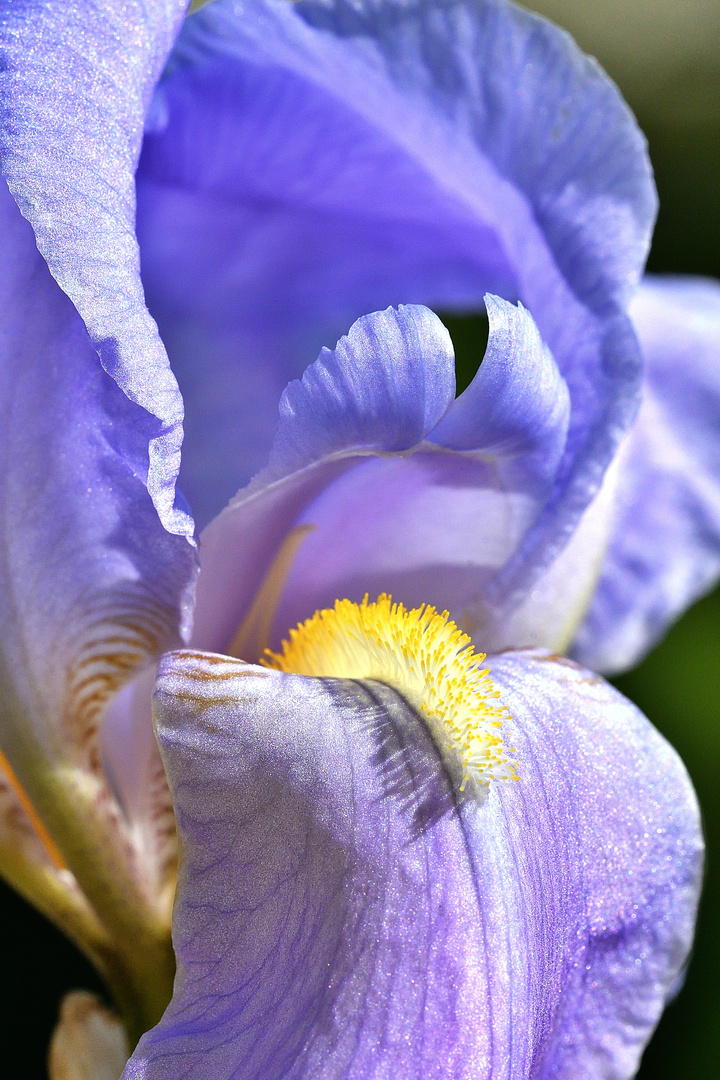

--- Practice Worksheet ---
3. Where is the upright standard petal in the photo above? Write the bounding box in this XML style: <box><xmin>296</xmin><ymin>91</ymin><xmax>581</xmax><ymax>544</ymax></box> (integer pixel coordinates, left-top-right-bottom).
<box><xmin>0</xmin><ymin>181</ymin><xmax>196</xmax><ymax>1032</ymax></box>
<box><xmin>431</xmin><ymin>295</ymin><xmax>570</xmax><ymax>493</ymax></box>
<box><xmin>0</xmin><ymin>0</ymin><xmax>191</xmax><ymax>533</ymax></box>
<box><xmin>572</xmin><ymin>276</ymin><xmax>720</xmax><ymax>673</ymax></box>
<box><xmin>138</xmin><ymin>0</ymin><xmax>653</xmax><ymax>534</ymax></box>
<box><xmin>270</xmin><ymin>304</ymin><xmax>455</xmax><ymax>473</ymax></box>
<box><xmin>123</xmin><ymin>649</ymin><xmax>701</xmax><ymax>1079</ymax></box>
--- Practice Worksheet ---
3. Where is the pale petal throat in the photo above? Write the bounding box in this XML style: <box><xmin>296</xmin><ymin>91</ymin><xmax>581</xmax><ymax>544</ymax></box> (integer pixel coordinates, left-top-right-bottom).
<box><xmin>264</xmin><ymin>595</ymin><xmax>518</xmax><ymax>794</ymax></box>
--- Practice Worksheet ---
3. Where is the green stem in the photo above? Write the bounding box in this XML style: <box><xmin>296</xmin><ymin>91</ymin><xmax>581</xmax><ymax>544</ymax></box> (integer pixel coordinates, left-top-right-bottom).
<box><xmin>92</xmin><ymin>934</ymin><xmax>176</xmax><ymax>1049</ymax></box>
<box><xmin>0</xmin><ymin>664</ymin><xmax>177</xmax><ymax>1043</ymax></box>
<box><xmin>28</xmin><ymin>763</ymin><xmax>177</xmax><ymax>1041</ymax></box>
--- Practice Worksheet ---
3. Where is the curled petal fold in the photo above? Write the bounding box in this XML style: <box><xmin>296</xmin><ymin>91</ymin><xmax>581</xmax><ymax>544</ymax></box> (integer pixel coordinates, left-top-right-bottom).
<box><xmin>123</xmin><ymin>649</ymin><xmax>702</xmax><ymax>1079</ymax></box>
<box><xmin>0</xmin><ymin>0</ymin><xmax>191</xmax><ymax>533</ymax></box>
<box><xmin>269</xmin><ymin>305</ymin><xmax>455</xmax><ymax>472</ymax></box>
<box><xmin>139</xmin><ymin>0</ymin><xmax>653</xmax><ymax>530</ymax></box>
<box><xmin>573</xmin><ymin>276</ymin><xmax>720</xmax><ymax>673</ymax></box>
<box><xmin>0</xmin><ymin>181</ymin><xmax>196</xmax><ymax>776</ymax></box>
<box><xmin>193</xmin><ymin>302</ymin><xmax>577</xmax><ymax>660</ymax></box>
<box><xmin>0</xmin><ymin>180</ymin><xmax>195</xmax><ymax>1008</ymax></box>
<box><xmin>192</xmin><ymin>304</ymin><xmax>457</xmax><ymax>656</ymax></box>
<box><xmin>431</xmin><ymin>294</ymin><xmax>570</xmax><ymax>492</ymax></box>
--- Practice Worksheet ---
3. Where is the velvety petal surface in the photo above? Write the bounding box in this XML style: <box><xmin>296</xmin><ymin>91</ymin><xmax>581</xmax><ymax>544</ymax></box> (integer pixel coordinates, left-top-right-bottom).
<box><xmin>270</xmin><ymin>304</ymin><xmax>455</xmax><ymax>474</ymax></box>
<box><xmin>572</xmin><ymin>276</ymin><xmax>720</xmax><ymax>673</ymax></box>
<box><xmin>0</xmin><ymin>0</ymin><xmax>191</xmax><ymax>533</ymax></box>
<box><xmin>426</xmin><ymin>294</ymin><xmax>570</xmax><ymax>492</ymax></box>
<box><xmin>193</xmin><ymin>303</ymin><xmax>578</xmax><ymax>661</ymax></box>
<box><xmin>138</xmin><ymin>0</ymin><xmax>653</xmax><ymax>533</ymax></box>
<box><xmin>0</xmin><ymin>180</ymin><xmax>196</xmax><ymax>968</ymax></box>
<box><xmin>123</xmin><ymin>649</ymin><xmax>701</xmax><ymax>1079</ymax></box>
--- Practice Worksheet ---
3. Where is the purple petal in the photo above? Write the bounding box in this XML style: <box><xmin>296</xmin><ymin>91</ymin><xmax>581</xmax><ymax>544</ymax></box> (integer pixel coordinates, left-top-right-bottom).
<box><xmin>572</xmin><ymin>275</ymin><xmax>720</xmax><ymax>674</ymax></box>
<box><xmin>123</xmin><ymin>649</ymin><xmax>701</xmax><ymax>1079</ymax></box>
<box><xmin>191</xmin><ymin>304</ymin><xmax>457</xmax><ymax>656</ymax></box>
<box><xmin>0</xmin><ymin>180</ymin><xmax>195</xmax><ymax>898</ymax></box>
<box><xmin>138</xmin><ymin>0</ymin><xmax>653</xmax><ymax>535</ymax></box>
<box><xmin>270</xmin><ymin>305</ymin><xmax>455</xmax><ymax>475</ymax></box>
<box><xmin>431</xmin><ymin>294</ymin><xmax>570</xmax><ymax>492</ymax></box>
<box><xmin>192</xmin><ymin>303</ymin><xmax>575</xmax><ymax>660</ymax></box>
<box><xmin>271</xmin><ymin>452</ymin><xmax>539</xmax><ymax>657</ymax></box>
<box><xmin>0</xmin><ymin>0</ymin><xmax>191</xmax><ymax>535</ymax></box>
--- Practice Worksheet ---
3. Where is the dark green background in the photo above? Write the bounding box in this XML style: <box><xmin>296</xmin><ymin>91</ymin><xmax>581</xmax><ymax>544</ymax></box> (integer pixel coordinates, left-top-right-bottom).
<box><xmin>614</xmin><ymin>87</ymin><xmax>720</xmax><ymax>1080</ymax></box>
<box><xmin>1</xmin><ymin>7</ymin><xmax>719</xmax><ymax>1077</ymax></box>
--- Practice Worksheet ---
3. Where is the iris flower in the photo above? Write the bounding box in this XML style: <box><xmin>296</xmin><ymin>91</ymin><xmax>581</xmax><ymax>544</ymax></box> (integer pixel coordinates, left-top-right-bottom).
<box><xmin>0</xmin><ymin>0</ymin><xmax>716</xmax><ymax>1076</ymax></box>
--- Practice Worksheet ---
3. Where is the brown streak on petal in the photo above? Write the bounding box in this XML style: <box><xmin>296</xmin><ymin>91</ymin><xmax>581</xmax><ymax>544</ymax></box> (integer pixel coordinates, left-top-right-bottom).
<box><xmin>60</xmin><ymin>594</ymin><xmax>178</xmax><ymax>772</ymax></box>
<box><xmin>164</xmin><ymin>690</ymin><xmax>248</xmax><ymax>711</ymax></box>
<box><xmin>179</xmin><ymin>668</ymin><xmax>256</xmax><ymax>683</ymax></box>
<box><xmin>530</xmin><ymin>652</ymin><xmax>582</xmax><ymax>667</ymax></box>
<box><xmin>171</xmin><ymin>650</ymin><xmax>248</xmax><ymax>666</ymax></box>
<box><xmin>147</xmin><ymin>750</ymin><xmax>177</xmax><ymax>894</ymax></box>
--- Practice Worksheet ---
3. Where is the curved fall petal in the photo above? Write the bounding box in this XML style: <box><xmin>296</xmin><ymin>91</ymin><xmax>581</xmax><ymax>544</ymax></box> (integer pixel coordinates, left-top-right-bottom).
<box><xmin>138</xmin><ymin>0</ymin><xmax>653</xmax><ymax>530</ymax></box>
<box><xmin>273</xmin><ymin>297</ymin><xmax>575</xmax><ymax>650</ymax></box>
<box><xmin>122</xmin><ymin>649</ymin><xmax>702</xmax><ymax>1079</ymax></box>
<box><xmin>0</xmin><ymin>0</ymin><xmax>191</xmax><ymax>534</ymax></box>
<box><xmin>572</xmin><ymin>275</ymin><xmax>720</xmax><ymax>673</ymax></box>
<box><xmin>192</xmin><ymin>302</ymin><xmax>576</xmax><ymax>660</ymax></box>
<box><xmin>0</xmin><ymin>179</ymin><xmax>196</xmax><ymax>972</ymax></box>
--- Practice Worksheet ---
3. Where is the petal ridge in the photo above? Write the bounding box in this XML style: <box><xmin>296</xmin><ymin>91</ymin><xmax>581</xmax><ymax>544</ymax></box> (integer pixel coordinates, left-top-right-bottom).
<box><xmin>0</xmin><ymin>0</ymin><xmax>191</xmax><ymax>535</ymax></box>
<box><xmin>573</xmin><ymin>275</ymin><xmax>720</xmax><ymax>672</ymax></box>
<box><xmin>267</xmin><ymin>304</ymin><xmax>455</xmax><ymax>478</ymax></box>
<box><xmin>430</xmin><ymin>294</ymin><xmax>570</xmax><ymax>493</ymax></box>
